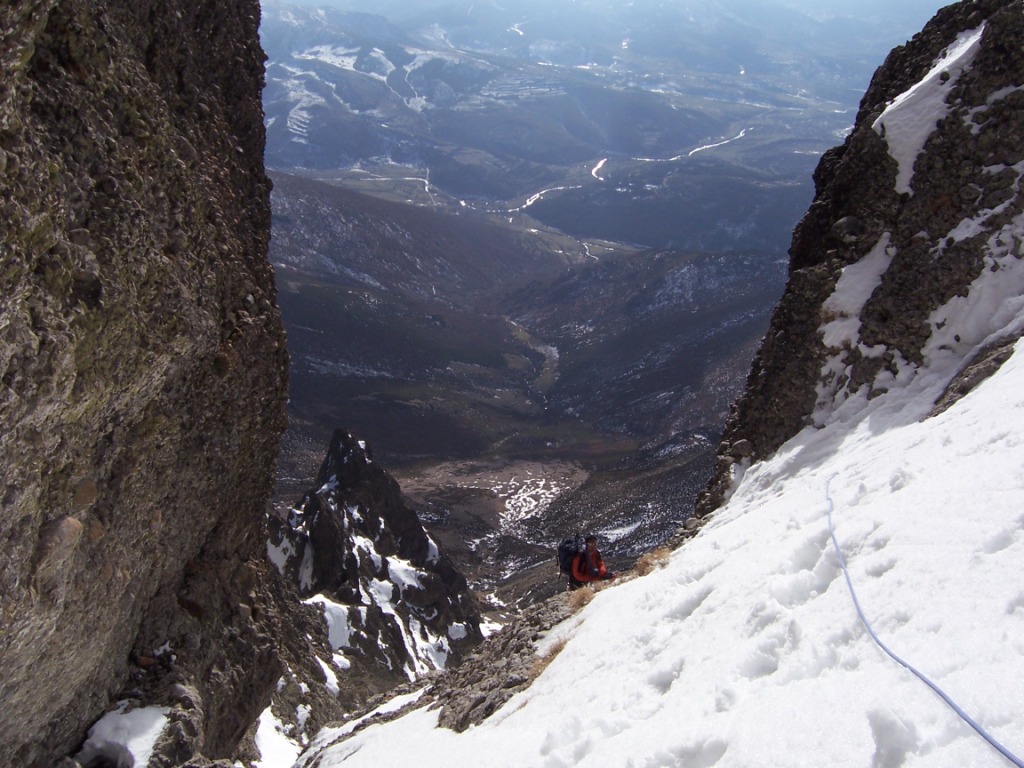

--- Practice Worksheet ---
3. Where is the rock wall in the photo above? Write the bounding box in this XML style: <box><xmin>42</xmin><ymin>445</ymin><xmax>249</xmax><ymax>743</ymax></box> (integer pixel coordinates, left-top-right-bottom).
<box><xmin>0</xmin><ymin>1</ymin><xmax>289</xmax><ymax>764</ymax></box>
<box><xmin>699</xmin><ymin>0</ymin><xmax>1024</xmax><ymax>514</ymax></box>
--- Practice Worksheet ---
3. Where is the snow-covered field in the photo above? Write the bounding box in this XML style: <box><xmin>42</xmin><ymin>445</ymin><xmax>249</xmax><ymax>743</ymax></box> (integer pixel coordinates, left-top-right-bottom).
<box><xmin>398</xmin><ymin>459</ymin><xmax>588</xmax><ymax>539</ymax></box>
<box><xmin>458</xmin><ymin>466</ymin><xmax>574</xmax><ymax>533</ymax></box>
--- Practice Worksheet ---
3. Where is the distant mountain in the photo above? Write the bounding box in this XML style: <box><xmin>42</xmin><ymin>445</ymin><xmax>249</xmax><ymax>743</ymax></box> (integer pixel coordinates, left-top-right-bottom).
<box><xmin>262</xmin><ymin>0</ymin><xmax>893</xmax><ymax>252</ymax></box>
<box><xmin>270</xmin><ymin>171</ymin><xmax>591</xmax><ymax>487</ymax></box>
<box><xmin>509</xmin><ymin>249</ymin><xmax>785</xmax><ymax>441</ymax></box>
<box><xmin>314</xmin><ymin>0</ymin><xmax>942</xmax><ymax>33</ymax></box>
<box><xmin>270</xmin><ymin>171</ymin><xmax>581</xmax><ymax>307</ymax></box>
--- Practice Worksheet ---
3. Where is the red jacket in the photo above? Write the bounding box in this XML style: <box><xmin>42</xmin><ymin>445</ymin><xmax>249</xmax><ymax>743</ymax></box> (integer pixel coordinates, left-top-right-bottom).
<box><xmin>571</xmin><ymin>549</ymin><xmax>608</xmax><ymax>583</ymax></box>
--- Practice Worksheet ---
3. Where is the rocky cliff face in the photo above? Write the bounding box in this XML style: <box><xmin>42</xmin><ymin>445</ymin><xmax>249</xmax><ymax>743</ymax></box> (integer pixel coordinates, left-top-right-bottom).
<box><xmin>699</xmin><ymin>0</ymin><xmax>1024</xmax><ymax>515</ymax></box>
<box><xmin>0</xmin><ymin>1</ymin><xmax>290</xmax><ymax>765</ymax></box>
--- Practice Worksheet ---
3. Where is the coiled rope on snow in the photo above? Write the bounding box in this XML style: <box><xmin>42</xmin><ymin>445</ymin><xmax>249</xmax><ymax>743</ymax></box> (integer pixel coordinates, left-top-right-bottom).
<box><xmin>824</xmin><ymin>474</ymin><xmax>1024</xmax><ymax>768</ymax></box>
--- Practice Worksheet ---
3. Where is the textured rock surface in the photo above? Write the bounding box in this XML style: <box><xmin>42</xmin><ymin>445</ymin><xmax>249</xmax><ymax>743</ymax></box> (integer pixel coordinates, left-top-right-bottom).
<box><xmin>0</xmin><ymin>1</ymin><xmax>290</xmax><ymax>764</ymax></box>
<box><xmin>432</xmin><ymin>593</ymin><xmax>574</xmax><ymax>732</ymax></box>
<box><xmin>698</xmin><ymin>0</ymin><xmax>1024</xmax><ymax>515</ymax></box>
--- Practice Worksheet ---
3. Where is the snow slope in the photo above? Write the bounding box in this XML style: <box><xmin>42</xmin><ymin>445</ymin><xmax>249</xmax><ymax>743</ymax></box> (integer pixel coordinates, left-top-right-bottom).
<box><xmin>298</xmin><ymin>311</ymin><xmax>1024</xmax><ymax>768</ymax></box>
<box><xmin>78</xmin><ymin>309</ymin><xmax>1024</xmax><ymax>767</ymax></box>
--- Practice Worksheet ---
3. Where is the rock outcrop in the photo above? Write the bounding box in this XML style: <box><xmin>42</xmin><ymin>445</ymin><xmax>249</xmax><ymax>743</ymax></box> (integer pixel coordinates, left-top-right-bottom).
<box><xmin>0</xmin><ymin>1</ymin><xmax>290</xmax><ymax>764</ymax></box>
<box><xmin>269</xmin><ymin>431</ymin><xmax>483</xmax><ymax>698</ymax></box>
<box><xmin>699</xmin><ymin>0</ymin><xmax>1024</xmax><ymax>515</ymax></box>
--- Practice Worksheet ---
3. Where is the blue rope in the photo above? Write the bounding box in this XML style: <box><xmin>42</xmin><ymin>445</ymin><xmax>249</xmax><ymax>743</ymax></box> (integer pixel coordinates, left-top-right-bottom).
<box><xmin>824</xmin><ymin>475</ymin><xmax>1024</xmax><ymax>768</ymax></box>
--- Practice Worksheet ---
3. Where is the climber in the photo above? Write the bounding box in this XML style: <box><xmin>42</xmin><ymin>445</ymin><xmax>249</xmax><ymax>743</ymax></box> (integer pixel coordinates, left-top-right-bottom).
<box><xmin>569</xmin><ymin>534</ymin><xmax>616</xmax><ymax>590</ymax></box>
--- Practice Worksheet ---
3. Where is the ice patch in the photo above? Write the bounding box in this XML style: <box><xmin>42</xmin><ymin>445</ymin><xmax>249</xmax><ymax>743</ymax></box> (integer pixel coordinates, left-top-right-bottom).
<box><xmin>254</xmin><ymin>705</ymin><xmax>302</xmax><ymax>768</ymax></box>
<box><xmin>388</xmin><ymin>558</ymin><xmax>426</xmax><ymax>594</ymax></box>
<box><xmin>267</xmin><ymin>533</ymin><xmax>295</xmax><ymax>575</ymax></box>
<box><xmin>814</xmin><ymin>234</ymin><xmax>896</xmax><ymax>423</ymax></box>
<box><xmin>305</xmin><ymin>594</ymin><xmax>354</xmax><ymax>650</ymax></box>
<box><xmin>316</xmin><ymin>656</ymin><xmax>340</xmax><ymax>696</ymax></box>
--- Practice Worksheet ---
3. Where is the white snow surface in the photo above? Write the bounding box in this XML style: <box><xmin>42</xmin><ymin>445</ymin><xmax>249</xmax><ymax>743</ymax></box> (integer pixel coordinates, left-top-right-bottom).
<box><xmin>75</xmin><ymin>702</ymin><xmax>171</xmax><ymax>768</ymax></box>
<box><xmin>455</xmin><ymin>465</ymin><xmax>574</xmax><ymax>535</ymax></box>
<box><xmin>316</xmin><ymin>656</ymin><xmax>340</xmax><ymax>697</ymax></box>
<box><xmin>298</xmin><ymin>338</ymin><xmax>1024</xmax><ymax>768</ymax></box>
<box><xmin>304</xmin><ymin>594</ymin><xmax>354</xmax><ymax>651</ymax></box>
<box><xmin>814</xmin><ymin>233</ymin><xmax>896</xmax><ymax>424</ymax></box>
<box><xmin>255</xmin><ymin>707</ymin><xmax>302</xmax><ymax>768</ymax></box>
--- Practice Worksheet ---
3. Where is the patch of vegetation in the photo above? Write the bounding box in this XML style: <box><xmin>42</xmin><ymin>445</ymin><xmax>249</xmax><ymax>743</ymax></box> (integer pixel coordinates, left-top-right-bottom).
<box><xmin>634</xmin><ymin>547</ymin><xmax>673</xmax><ymax>577</ymax></box>
<box><xmin>567</xmin><ymin>587</ymin><xmax>595</xmax><ymax>613</ymax></box>
<box><xmin>529</xmin><ymin>636</ymin><xmax>569</xmax><ymax>681</ymax></box>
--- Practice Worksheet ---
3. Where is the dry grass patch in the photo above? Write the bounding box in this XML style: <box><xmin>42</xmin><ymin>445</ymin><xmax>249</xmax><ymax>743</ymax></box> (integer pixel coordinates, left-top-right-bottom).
<box><xmin>530</xmin><ymin>636</ymin><xmax>568</xmax><ymax>681</ymax></box>
<box><xmin>567</xmin><ymin>586</ymin><xmax>595</xmax><ymax>612</ymax></box>
<box><xmin>634</xmin><ymin>547</ymin><xmax>672</xmax><ymax>577</ymax></box>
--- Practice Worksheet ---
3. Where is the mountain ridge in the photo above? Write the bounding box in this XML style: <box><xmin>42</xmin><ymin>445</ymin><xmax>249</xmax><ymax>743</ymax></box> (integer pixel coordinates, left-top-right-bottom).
<box><xmin>259</xmin><ymin>0</ymin><xmax>869</xmax><ymax>254</ymax></box>
<box><xmin>699</xmin><ymin>0</ymin><xmax>1024</xmax><ymax>514</ymax></box>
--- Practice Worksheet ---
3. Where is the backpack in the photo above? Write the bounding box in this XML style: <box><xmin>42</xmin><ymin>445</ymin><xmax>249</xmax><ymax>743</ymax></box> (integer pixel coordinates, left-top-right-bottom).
<box><xmin>556</xmin><ymin>534</ymin><xmax>583</xmax><ymax>576</ymax></box>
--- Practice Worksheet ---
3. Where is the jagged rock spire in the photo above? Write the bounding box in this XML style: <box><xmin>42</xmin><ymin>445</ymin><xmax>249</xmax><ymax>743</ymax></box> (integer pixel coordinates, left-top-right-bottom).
<box><xmin>269</xmin><ymin>430</ymin><xmax>482</xmax><ymax>692</ymax></box>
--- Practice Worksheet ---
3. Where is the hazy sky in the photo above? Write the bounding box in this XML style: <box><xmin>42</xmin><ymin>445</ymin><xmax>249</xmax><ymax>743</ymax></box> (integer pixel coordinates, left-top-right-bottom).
<box><xmin>265</xmin><ymin>0</ymin><xmax>954</xmax><ymax>57</ymax></box>
<box><xmin>272</xmin><ymin>0</ymin><xmax>951</xmax><ymax>22</ymax></box>
<box><xmin>775</xmin><ymin>0</ymin><xmax>949</xmax><ymax>16</ymax></box>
